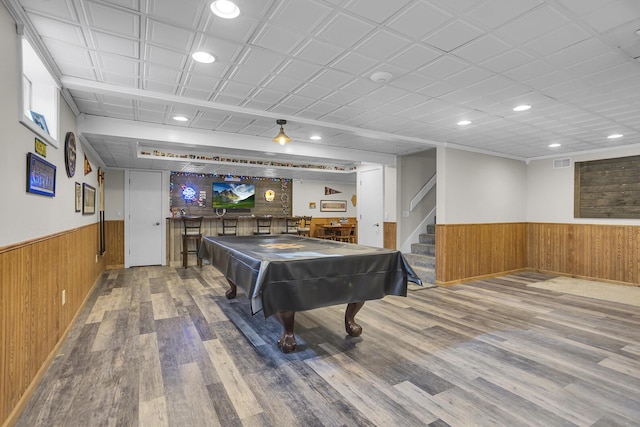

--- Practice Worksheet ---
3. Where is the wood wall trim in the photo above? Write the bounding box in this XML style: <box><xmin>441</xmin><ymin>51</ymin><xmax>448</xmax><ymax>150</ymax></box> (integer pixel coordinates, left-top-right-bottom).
<box><xmin>435</xmin><ymin>223</ymin><xmax>528</xmax><ymax>285</ymax></box>
<box><xmin>0</xmin><ymin>223</ymin><xmax>98</xmax><ymax>255</ymax></box>
<box><xmin>383</xmin><ymin>222</ymin><xmax>396</xmax><ymax>249</ymax></box>
<box><xmin>104</xmin><ymin>220</ymin><xmax>124</xmax><ymax>268</ymax></box>
<box><xmin>1</xmin><ymin>225</ymin><xmax>104</xmax><ymax>426</ymax></box>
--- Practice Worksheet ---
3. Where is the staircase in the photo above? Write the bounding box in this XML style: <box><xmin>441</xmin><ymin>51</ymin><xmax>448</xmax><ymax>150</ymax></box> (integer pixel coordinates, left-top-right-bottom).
<box><xmin>404</xmin><ymin>223</ymin><xmax>437</xmax><ymax>289</ymax></box>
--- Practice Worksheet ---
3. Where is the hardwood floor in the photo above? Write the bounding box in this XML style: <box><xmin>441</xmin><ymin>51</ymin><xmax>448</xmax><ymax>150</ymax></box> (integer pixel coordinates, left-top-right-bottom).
<box><xmin>16</xmin><ymin>267</ymin><xmax>640</xmax><ymax>427</ymax></box>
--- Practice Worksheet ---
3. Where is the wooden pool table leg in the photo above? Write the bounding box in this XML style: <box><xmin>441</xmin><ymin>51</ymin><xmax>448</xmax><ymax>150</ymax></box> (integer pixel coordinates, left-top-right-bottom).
<box><xmin>345</xmin><ymin>301</ymin><xmax>365</xmax><ymax>337</ymax></box>
<box><xmin>225</xmin><ymin>279</ymin><xmax>237</xmax><ymax>299</ymax></box>
<box><xmin>276</xmin><ymin>311</ymin><xmax>297</xmax><ymax>353</ymax></box>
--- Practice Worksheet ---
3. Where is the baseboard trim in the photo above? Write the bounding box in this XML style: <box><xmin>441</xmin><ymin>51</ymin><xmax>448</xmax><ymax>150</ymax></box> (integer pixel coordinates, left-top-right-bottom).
<box><xmin>435</xmin><ymin>268</ymin><xmax>528</xmax><ymax>287</ymax></box>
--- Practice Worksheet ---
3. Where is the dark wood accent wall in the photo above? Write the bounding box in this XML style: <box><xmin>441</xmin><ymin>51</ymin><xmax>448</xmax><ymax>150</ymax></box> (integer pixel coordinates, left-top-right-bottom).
<box><xmin>575</xmin><ymin>155</ymin><xmax>640</xmax><ymax>219</ymax></box>
<box><xmin>435</xmin><ymin>223</ymin><xmax>528</xmax><ymax>286</ymax></box>
<box><xmin>383</xmin><ymin>222</ymin><xmax>396</xmax><ymax>249</ymax></box>
<box><xmin>528</xmin><ymin>223</ymin><xmax>640</xmax><ymax>285</ymax></box>
<box><xmin>104</xmin><ymin>220</ymin><xmax>124</xmax><ymax>268</ymax></box>
<box><xmin>0</xmin><ymin>224</ymin><xmax>104</xmax><ymax>426</ymax></box>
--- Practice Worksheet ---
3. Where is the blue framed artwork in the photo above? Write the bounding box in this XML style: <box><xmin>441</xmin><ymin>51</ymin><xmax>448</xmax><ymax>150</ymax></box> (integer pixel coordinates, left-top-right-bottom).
<box><xmin>30</xmin><ymin>110</ymin><xmax>49</xmax><ymax>134</ymax></box>
<box><xmin>26</xmin><ymin>152</ymin><xmax>56</xmax><ymax>197</ymax></box>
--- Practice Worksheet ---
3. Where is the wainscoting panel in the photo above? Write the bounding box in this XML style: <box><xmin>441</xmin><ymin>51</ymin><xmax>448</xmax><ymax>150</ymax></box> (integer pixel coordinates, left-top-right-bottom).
<box><xmin>528</xmin><ymin>223</ymin><xmax>640</xmax><ymax>285</ymax></box>
<box><xmin>436</xmin><ymin>223</ymin><xmax>528</xmax><ymax>285</ymax></box>
<box><xmin>383</xmin><ymin>222</ymin><xmax>397</xmax><ymax>249</ymax></box>
<box><xmin>0</xmin><ymin>224</ymin><xmax>104</xmax><ymax>426</ymax></box>
<box><xmin>105</xmin><ymin>220</ymin><xmax>124</xmax><ymax>268</ymax></box>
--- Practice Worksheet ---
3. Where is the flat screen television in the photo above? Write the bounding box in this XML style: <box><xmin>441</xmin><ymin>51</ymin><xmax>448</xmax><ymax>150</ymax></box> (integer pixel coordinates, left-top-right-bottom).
<box><xmin>212</xmin><ymin>182</ymin><xmax>256</xmax><ymax>209</ymax></box>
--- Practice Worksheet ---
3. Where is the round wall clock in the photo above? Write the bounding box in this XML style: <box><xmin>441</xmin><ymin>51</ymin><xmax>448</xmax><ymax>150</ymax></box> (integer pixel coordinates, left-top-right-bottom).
<box><xmin>65</xmin><ymin>131</ymin><xmax>77</xmax><ymax>177</ymax></box>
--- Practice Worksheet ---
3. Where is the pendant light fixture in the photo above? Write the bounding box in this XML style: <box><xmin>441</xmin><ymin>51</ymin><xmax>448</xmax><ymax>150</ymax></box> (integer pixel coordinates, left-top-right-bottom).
<box><xmin>273</xmin><ymin>119</ymin><xmax>292</xmax><ymax>145</ymax></box>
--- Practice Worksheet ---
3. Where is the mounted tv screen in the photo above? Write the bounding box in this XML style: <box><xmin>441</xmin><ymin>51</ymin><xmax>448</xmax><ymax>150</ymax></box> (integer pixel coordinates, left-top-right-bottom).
<box><xmin>212</xmin><ymin>182</ymin><xmax>256</xmax><ymax>209</ymax></box>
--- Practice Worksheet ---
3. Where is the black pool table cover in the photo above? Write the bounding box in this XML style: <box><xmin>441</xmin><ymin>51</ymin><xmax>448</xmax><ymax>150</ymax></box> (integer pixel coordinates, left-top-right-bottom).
<box><xmin>198</xmin><ymin>234</ymin><xmax>422</xmax><ymax>318</ymax></box>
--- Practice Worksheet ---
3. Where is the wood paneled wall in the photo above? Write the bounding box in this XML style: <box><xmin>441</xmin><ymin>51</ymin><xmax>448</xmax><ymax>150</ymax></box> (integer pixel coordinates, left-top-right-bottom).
<box><xmin>105</xmin><ymin>220</ymin><xmax>124</xmax><ymax>268</ymax></box>
<box><xmin>383</xmin><ymin>222</ymin><xmax>396</xmax><ymax>249</ymax></box>
<box><xmin>0</xmin><ymin>224</ymin><xmax>104</xmax><ymax>427</ymax></box>
<box><xmin>435</xmin><ymin>223</ymin><xmax>528</xmax><ymax>286</ymax></box>
<box><xmin>528</xmin><ymin>223</ymin><xmax>640</xmax><ymax>285</ymax></box>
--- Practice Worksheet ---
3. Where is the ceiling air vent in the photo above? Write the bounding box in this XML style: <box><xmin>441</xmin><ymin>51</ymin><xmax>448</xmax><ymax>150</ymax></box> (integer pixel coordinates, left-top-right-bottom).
<box><xmin>553</xmin><ymin>158</ymin><xmax>571</xmax><ymax>169</ymax></box>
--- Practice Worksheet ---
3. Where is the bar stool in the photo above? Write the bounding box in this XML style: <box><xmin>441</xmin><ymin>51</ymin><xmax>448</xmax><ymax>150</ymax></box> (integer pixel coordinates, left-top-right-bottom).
<box><xmin>218</xmin><ymin>218</ymin><xmax>238</xmax><ymax>236</ymax></box>
<box><xmin>297</xmin><ymin>216</ymin><xmax>312</xmax><ymax>237</ymax></box>
<box><xmin>254</xmin><ymin>217</ymin><xmax>272</xmax><ymax>235</ymax></box>
<box><xmin>282</xmin><ymin>217</ymin><xmax>300</xmax><ymax>234</ymax></box>
<box><xmin>181</xmin><ymin>216</ymin><xmax>203</xmax><ymax>268</ymax></box>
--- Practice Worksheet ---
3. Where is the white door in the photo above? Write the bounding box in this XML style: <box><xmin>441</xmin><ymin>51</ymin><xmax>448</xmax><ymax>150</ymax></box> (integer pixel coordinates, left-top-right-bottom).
<box><xmin>358</xmin><ymin>167</ymin><xmax>384</xmax><ymax>247</ymax></box>
<box><xmin>129</xmin><ymin>171</ymin><xmax>163</xmax><ymax>266</ymax></box>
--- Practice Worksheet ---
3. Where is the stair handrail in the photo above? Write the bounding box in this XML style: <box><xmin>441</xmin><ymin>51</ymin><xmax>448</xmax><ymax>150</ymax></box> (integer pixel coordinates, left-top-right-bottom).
<box><xmin>410</xmin><ymin>173</ymin><xmax>436</xmax><ymax>211</ymax></box>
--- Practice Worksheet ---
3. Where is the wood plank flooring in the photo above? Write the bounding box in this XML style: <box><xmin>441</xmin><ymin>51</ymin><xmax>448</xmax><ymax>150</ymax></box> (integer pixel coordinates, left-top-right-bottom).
<box><xmin>15</xmin><ymin>267</ymin><xmax>640</xmax><ymax>427</ymax></box>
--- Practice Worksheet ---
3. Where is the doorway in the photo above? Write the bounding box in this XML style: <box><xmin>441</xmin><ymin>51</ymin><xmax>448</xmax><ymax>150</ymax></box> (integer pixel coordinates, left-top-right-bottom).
<box><xmin>128</xmin><ymin>170</ymin><xmax>164</xmax><ymax>266</ymax></box>
<box><xmin>358</xmin><ymin>167</ymin><xmax>384</xmax><ymax>247</ymax></box>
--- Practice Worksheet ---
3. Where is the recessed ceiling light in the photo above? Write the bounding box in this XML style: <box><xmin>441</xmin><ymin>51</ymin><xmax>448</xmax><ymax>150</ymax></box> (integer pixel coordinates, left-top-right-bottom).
<box><xmin>457</xmin><ymin>120</ymin><xmax>471</xmax><ymax>126</ymax></box>
<box><xmin>548</xmin><ymin>143</ymin><xmax>561</xmax><ymax>148</ymax></box>
<box><xmin>370</xmin><ymin>71</ymin><xmax>392</xmax><ymax>83</ymax></box>
<box><xmin>210</xmin><ymin>0</ymin><xmax>240</xmax><ymax>19</ymax></box>
<box><xmin>173</xmin><ymin>116</ymin><xmax>189</xmax><ymax>122</ymax></box>
<box><xmin>607</xmin><ymin>133</ymin><xmax>623</xmax><ymax>139</ymax></box>
<box><xmin>310</xmin><ymin>135</ymin><xmax>322</xmax><ymax>140</ymax></box>
<box><xmin>192</xmin><ymin>51</ymin><xmax>215</xmax><ymax>63</ymax></box>
<box><xmin>513</xmin><ymin>104</ymin><xmax>531</xmax><ymax>112</ymax></box>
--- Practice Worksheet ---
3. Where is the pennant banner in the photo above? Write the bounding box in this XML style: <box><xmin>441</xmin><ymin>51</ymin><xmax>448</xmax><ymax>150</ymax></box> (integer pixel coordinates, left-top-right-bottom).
<box><xmin>324</xmin><ymin>186</ymin><xmax>342</xmax><ymax>195</ymax></box>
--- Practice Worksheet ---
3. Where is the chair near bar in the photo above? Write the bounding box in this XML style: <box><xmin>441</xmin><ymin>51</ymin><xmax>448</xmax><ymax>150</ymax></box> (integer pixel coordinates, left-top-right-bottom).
<box><xmin>254</xmin><ymin>217</ymin><xmax>272</xmax><ymax>235</ymax></box>
<box><xmin>297</xmin><ymin>216</ymin><xmax>312</xmax><ymax>237</ymax></box>
<box><xmin>218</xmin><ymin>218</ymin><xmax>238</xmax><ymax>236</ymax></box>
<box><xmin>282</xmin><ymin>217</ymin><xmax>300</xmax><ymax>234</ymax></box>
<box><xmin>181</xmin><ymin>216</ymin><xmax>203</xmax><ymax>268</ymax></box>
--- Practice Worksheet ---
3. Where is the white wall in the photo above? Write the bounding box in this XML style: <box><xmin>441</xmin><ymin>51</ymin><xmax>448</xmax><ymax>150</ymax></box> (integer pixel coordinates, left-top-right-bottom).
<box><xmin>0</xmin><ymin>4</ymin><xmax>99</xmax><ymax>247</ymax></box>
<box><xmin>437</xmin><ymin>147</ymin><xmax>527</xmax><ymax>224</ymax></box>
<box><xmin>527</xmin><ymin>146</ymin><xmax>640</xmax><ymax>225</ymax></box>
<box><xmin>384</xmin><ymin>165</ymin><xmax>397</xmax><ymax>222</ymax></box>
<box><xmin>104</xmin><ymin>169</ymin><xmax>125</xmax><ymax>221</ymax></box>
<box><xmin>292</xmin><ymin>179</ymin><xmax>357</xmax><ymax>217</ymax></box>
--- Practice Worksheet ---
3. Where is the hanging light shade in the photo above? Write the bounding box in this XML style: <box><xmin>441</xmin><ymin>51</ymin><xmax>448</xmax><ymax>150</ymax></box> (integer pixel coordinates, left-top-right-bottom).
<box><xmin>273</xmin><ymin>119</ymin><xmax>292</xmax><ymax>145</ymax></box>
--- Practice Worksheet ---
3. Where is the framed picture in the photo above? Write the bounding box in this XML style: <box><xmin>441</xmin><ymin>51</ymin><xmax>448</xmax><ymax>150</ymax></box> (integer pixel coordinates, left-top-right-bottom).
<box><xmin>82</xmin><ymin>183</ymin><xmax>96</xmax><ymax>215</ymax></box>
<box><xmin>30</xmin><ymin>111</ymin><xmax>49</xmax><ymax>134</ymax></box>
<box><xmin>75</xmin><ymin>182</ymin><xmax>82</xmax><ymax>212</ymax></box>
<box><xmin>309</xmin><ymin>202</ymin><xmax>316</xmax><ymax>209</ymax></box>
<box><xmin>320</xmin><ymin>200</ymin><xmax>347</xmax><ymax>212</ymax></box>
<box><xmin>26</xmin><ymin>152</ymin><xmax>56</xmax><ymax>197</ymax></box>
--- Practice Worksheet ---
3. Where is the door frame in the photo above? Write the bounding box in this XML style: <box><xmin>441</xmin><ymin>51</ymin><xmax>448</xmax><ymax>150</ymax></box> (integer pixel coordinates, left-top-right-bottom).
<box><xmin>357</xmin><ymin>165</ymin><xmax>384</xmax><ymax>248</ymax></box>
<box><xmin>124</xmin><ymin>169</ymin><xmax>170</xmax><ymax>267</ymax></box>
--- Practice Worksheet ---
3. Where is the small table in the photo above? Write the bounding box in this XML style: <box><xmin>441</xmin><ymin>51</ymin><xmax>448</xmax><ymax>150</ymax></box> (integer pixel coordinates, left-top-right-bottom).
<box><xmin>199</xmin><ymin>234</ymin><xmax>421</xmax><ymax>352</ymax></box>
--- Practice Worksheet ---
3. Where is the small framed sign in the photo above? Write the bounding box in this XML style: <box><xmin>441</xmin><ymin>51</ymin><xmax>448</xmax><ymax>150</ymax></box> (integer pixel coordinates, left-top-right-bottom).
<box><xmin>320</xmin><ymin>200</ymin><xmax>347</xmax><ymax>212</ymax></box>
<box><xmin>82</xmin><ymin>183</ymin><xmax>96</xmax><ymax>214</ymax></box>
<box><xmin>26</xmin><ymin>153</ymin><xmax>56</xmax><ymax>197</ymax></box>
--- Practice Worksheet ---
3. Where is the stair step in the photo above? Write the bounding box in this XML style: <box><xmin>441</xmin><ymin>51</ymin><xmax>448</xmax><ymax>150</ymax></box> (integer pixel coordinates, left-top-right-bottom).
<box><xmin>411</xmin><ymin>242</ymin><xmax>435</xmax><ymax>256</ymax></box>
<box><xmin>403</xmin><ymin>253</ymin><xmax>435</xmax><ymax>269</ymax></box>
<box><xmin>419</xmin><ymin>233</ymin><xmax>435</xmax><ymax>244</ymax></box>
<box><xmin>426</xmin><ymin>224</ymin><xmax>436</xmax><ymax>234</ymax></box>
<box><xmin>408</xmin><ymin>265</ymin><xmax>436</xmax><ymax>288</ymax></box>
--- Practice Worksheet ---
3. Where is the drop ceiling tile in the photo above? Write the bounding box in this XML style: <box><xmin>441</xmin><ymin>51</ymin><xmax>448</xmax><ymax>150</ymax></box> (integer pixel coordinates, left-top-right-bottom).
<box><xmin>29</xmin><ymin>16</ymin><xmax>85</xmax><ymax>46</ymax></box>
<box><xmin>582</xmin><ymin>1</ymin><xmax>640</xmax><ymax>33</ymax></box>
<box><xmin>252</xmin><ymin>25</ymin><xmax>307</xmax><ymax>55</ymax></box>
<box><xmin>321</xmin><ymin>91</ymin><xmax>362</xmax><ymax>105</ymax></box>
<box><xmin>568</xmin><ymin>52</ymin><xmax>627</xmax><ymax>77</ymax></box>
<box><xmin>503</xmin><ymin>60</ymin><xmax>555</xmax><ymax>82</ymax></box>
<box><xmin>44</xmin><ymin>39</ymin><xmax>94</xmax><ymax>67</ymax></box>
<box><xmin>387</xmin><ymin>2</ymin><xmax>453</xmax><ymax>39</ymax></box>
<box><xmin>309</xmin><ymin>69</ymin><xmax>354</xmax><ymax>89</ymax></box>
<box><xmin>391</xmin><ymin>73</ymin><xmax>434</xmax><ymax>91</ymax></box>
<box><xmin>454</xmin><ymin>35</ymin><xmax>512</xmax><ymax>63</ymax></box>
<box><xmin>202</xmin><ymin>14</ymin><xmax>260</xmax><ymax>43</ymax></box>
<box><xmin>86</xmin><ymin>1</ymin><xmax>139</xmax><ymax>37</ymax></box>
<box><xmin>294</xmin><ymin>40</ymin><xmax>344</xmax><ymax>65</ymax></box>
<box><xmin>21</xmin><ymin>0</ymin><xmax>78</xmax><ymax>21</ymax></box>
<box><xmin>524</xmin><ymin>23</ymin><xmax>591</xmax><ymax>56</ymax></box>
<box><xmin>418</xmin><ymin>81</ymin><xmax>457</xmax><ymax>98</ymax></box>
<box><xmin>144</xmin><ymin>80</ymin><xmax>178</xmax><ymax>94</ymax></box>
<box><xmin>137</xmin><ymin>109</ymin><xmax>166</xmax><ymax>122</ymax></box>
<box><xmin>495</xmin><ymin>5</ymin><xmax>569</xmax><ymax>44</ymax></box>
<box><xmin>390</xmin><ymin>45</ymin><xmax>443</xmax><ymax>71</ymax></box>
<box><xmin>424</xmin><ymin>19</ymin><xmax>483</xmax><ymax>52</ymax></box>
<box><xmin>444</xmin><ymin>67</ymin><xmax>493</xmax><ymax>88</ymax></box>
<box><xmin>354</xmin><ymin>30</ymin><xmax>412</xmax><ymax>61</ymax></box>
<box><xmin>146</xmin><ymin>19</ymin><xmax>195</xmax><ymax>51</ymax></box>
<box><xmin>251</xmin><ymin>88</ymin><xmax>287</xmax><ymax>104</ymax></box>
<box><xmin>304</xmin><ymin>100</ymin><xmax>341</xmax><ymax>115</ymax></box>
<box><xmin>420</xmin><ymin>56</ymin><xmax>469</xmax><ymax>80</ymax></box>
<box><xmin>264</xmin><ymin>74</ymin><xmax>304</xmax><ymax>92</ymax></box>
<box><xmin>101</xmin><ymin>0</ymin><xmax>139</xmax><ymax>10</ymax></box>
<box><xmin>148</xmin><ymin>0</ymin><xmax>204</xmax><ymax>27</ymax></box>
<box><xmin>480</xmin><ymin>49</ymin><xmax>535</xmax><ymax>73</ymax></box>
<box><xmin>367</xmin><ymin>85</ymin><xmax>407</xmax><ymax>102</ymax></box>
<box><xmin>341</xmin><ymin>78</ymin><xmax>381</xmax><ymax>96</ymax></box>
<box><xmin>94</xmin><ymin>32</ymin><xmax>139</xmax><ymax>58</ymax></box>
<box><xmin>331</xmin><ymin>52</ymin><xmax>379</xmax><ymax>75</ymax></box>
<box><xmin>316</xmin><ymin>13</ymin><xmax>376</xmax><ymax>48</ymax></box>
<box><xmin>545</xmin><ymin>38</ymin><xmax>611</xmax><ymax>68</ymax></box>
<box><xmin>56</xmin><ymin>61</ymin><xmax>97</xmax><ymax>79</ymax></box>
<box><xmin>466</xmin><ymin>0</ymin><xmax>544</xmax><ymax>30</ymax></box>
<box><xmin>344</xmin><ymin>0</ymin><xmax>412</xmax><ymax>24</ymax></box>
<box><xmin>219</xmin><ymin>81</ymin><xmax>255</xmax><ymax>98</ymax></box>
<box><xmin>145</xmin><ymin>63</ymin><xmax>181</xmax><ymax>83</ymax></box>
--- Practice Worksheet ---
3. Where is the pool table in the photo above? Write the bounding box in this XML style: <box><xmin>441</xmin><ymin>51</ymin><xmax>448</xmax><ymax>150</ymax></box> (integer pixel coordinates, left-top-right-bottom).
<box><xmin>198</xmin><ymin>234</ymin><xmax>421</xmax><ymax>352</ymax></box>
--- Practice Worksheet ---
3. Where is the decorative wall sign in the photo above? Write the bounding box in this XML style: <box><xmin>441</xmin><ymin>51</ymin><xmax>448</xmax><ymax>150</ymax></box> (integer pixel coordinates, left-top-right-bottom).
<box><xmin>35</xmin><ymin>138</ymin><xmax>47</xmax><ymax>157</ymax></box>
<box><xmin>325</xmin><ymin>186</ymin><xmax>342</xmax><ymax>195</ymax></box>
<box><xmin>30</xmin><ymin>111</ymin><xmax>49</xmax><ymax>134</ymax></box>
<box><xmin>264</xmin><ymin>189</ymin><xmax>275</xmax><ymax>202</ymax></box>
<box><xmin>84</xmin><ymin>154</ymin><xmax>92</xmax><ymax>175</ymax></box>
<box><xmin>82</xmin><ymin>183</ymin><xmax>95</xmax><ymax>214</ymax></box>
<box><xmin>75</xmin><ymin>182</ymin><xmax>81</xmax><ymax>212</ymax></box>
<box><xmin>65</xmin><ymin>132</ymin><xmax>77</xmax><ymax>177</ymax></box>
<box><xmin>320</xmin><ymin>200</ymin><xmax>347</xmax><ymax>212</ymax></box>
<box><xmin>26</xmin><ymin>153</ymin><xmax>56</xmax><ymax>197</ymax></box>
<box><xmin>309</xmin><ymin>202</ymin><xmax>316</xmax><ymax>209</ymax></box>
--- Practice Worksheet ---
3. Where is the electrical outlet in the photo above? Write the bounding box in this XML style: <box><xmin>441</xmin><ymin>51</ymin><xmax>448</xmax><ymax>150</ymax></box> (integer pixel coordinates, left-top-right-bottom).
<box><xmin>62</xmin><ymin>289</ymin><xmax>66</xmax><ymax>305</ymax></box>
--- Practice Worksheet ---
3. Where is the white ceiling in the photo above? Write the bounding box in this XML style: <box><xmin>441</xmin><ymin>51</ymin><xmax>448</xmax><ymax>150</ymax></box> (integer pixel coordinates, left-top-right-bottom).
<box><xmin>6</xmin><ymin>0</ymin><xmax>640</xmax><ymax>182</ymax></box>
